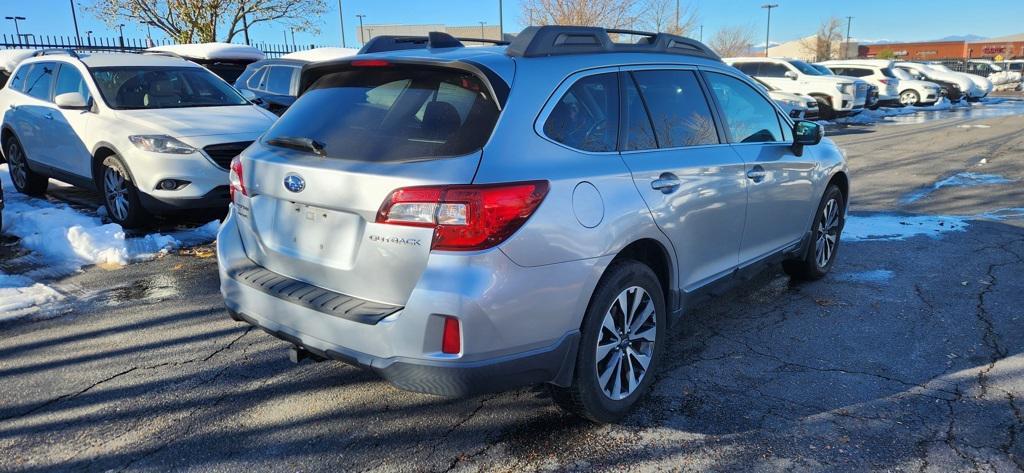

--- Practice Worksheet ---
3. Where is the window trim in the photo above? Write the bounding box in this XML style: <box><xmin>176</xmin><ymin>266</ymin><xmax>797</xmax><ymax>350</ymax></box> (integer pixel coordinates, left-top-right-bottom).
<box><xmin>699</xmin><ymin>66</ymin><xmax>795</xmax><ymax>147</ymax></box>
<box><xmin>533</xmin><ymin>66</ymin><xmax>621</xmax><ymax>156</ymax></box>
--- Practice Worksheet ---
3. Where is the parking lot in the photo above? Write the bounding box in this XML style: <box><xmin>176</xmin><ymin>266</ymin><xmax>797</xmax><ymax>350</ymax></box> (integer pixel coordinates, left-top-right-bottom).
<box><xmin>0</xmin><ymin>97</ymin><xmax>1020</xmax><ymax>471</ymax></box>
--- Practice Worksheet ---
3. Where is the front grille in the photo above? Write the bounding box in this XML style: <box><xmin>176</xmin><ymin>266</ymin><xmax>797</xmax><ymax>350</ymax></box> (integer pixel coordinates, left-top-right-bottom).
<box><xmin>203</xmin><ymin>141</ymin><xmax>254</xmax><ymax>170</ymax></box>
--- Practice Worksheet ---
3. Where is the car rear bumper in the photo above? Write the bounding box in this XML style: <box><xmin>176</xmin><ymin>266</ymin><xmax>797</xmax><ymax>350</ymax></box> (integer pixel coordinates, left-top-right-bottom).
<box><xmin>217</xmin><ymin>209</ymin><xmax>596</xmax><ymax>396</ymax></box>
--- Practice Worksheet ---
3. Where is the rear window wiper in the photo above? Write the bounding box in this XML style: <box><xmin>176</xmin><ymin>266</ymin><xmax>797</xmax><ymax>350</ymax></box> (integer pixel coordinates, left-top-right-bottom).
<box><xmin>265</xmin><ymin>136</ymin><xmax>327</xmax><ymax>156</ymax></box>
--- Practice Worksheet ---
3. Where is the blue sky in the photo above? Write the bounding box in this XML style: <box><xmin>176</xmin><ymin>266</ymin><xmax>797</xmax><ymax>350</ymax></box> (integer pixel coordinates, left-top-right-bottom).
<box><xmin>4</xmin><ymin>0</ymin><xmax>1023</xmax><ymax>48</ymax></box>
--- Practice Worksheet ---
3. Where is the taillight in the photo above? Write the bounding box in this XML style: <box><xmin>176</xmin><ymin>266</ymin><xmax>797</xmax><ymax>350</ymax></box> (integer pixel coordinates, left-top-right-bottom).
<box><xmin>879</xmin><ymin>79</ymin><xmax>890</xmax><ymax>84</ymax></box>
<box><xmin>376</xmin><ymin>181</ymin><xmax>549</xmax><ymax>251</ymax></box>
<box><xmin>229</xmin><ymin>156</ymin><xmax>246</xmax><ymax>200</ymax></box>
<box><xmin>441</xmin><ymin>317</ymin><xmax>461</xmax><ymax>354</ymax></box>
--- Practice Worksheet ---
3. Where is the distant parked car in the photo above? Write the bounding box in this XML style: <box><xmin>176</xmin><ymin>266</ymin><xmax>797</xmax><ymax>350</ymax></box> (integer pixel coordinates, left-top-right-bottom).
<box><xmin>0</xmin><ymin>50</ymin><xmax>277</xmax><ymax>227</ymax></box>
<box><xmin>818</xmin><ymin>60</ymin><xmax>902</xmax><ymax>105</ymax></box>
<box><xmin>892</xmin><ymin>66</ymin><xmax>962</xmax><ymax>102</ymax></box>
<box><xmin>895</xmin><ymin>62</ymin><xmax>980</xmax><ymax>101</ymax></box>
<box><xmin>0</xmin><ymin>49</ymin><xmax>35</xmax><ymax>88</ymax></box>
<box><xmin>147</xmin><ymin>43</ymin><xmax>265</xmax><ymax>83</ymax></box>
<box><xmin>726</xmin><ymin>57</ymin><xmax>866</xmax><ymax>119</ymax></box>
<box><xmin>751</xmin><ymin>77</ymin><xmax>820</xmax><ymax>120</ymax></box>
<box><xmin>234</xmin><ymin>48</ymin><xmax>358</xmax><ymax>115</ymax></box>
<box><xmin>928</xmin><ymin>63</ymin><xmax>993</xmax><ymax>98</ymax></box>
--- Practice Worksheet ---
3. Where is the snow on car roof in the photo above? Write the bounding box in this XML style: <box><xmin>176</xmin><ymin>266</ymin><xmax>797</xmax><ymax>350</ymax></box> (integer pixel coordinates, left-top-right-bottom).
<box><xmin>147</xmin><ymin>43</ymin><xmax>265</xmax><ymax>61</ymax></box>
<box><xmin>0</xmin><ymin>49</ymin><xmax>37</xmax><ymax>72</ymax></box>
<box><xmin>76</xmin><ymin>52</ymin><xmax>201</xmax><ymax>68</ymax></box>
<box><xmin>280</xmin><ymin>47</ymin><xmax>359</xmax><ymax>62</ymax></box>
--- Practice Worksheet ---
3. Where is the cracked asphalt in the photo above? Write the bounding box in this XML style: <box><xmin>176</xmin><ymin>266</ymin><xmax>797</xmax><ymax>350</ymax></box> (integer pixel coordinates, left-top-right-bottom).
<box><xmin>2</xmin><ymin>104</ymin><xmax>1024</xmax><ymax>472</ymax></box>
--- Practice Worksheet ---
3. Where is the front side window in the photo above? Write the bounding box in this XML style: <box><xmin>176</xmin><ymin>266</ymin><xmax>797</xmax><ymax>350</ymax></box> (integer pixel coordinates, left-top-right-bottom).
<box><xmin>621</xmin><ymin>77</ymin><xmax>656</xmax><ymax>151</ymax></box>
<box><xmin>54</xmin><ymin>64</ymin><xmax>92</xmax><ymax>103</ymax></box>
<box><xmin>24</xmin><ymin>62</ymin><xmax>56</xmax><ymax>101</ymax></box>
<box><xmin>630</xmin><ymin>70</ymin><xmax>718</xmax><ymax>148</ymax></box>
<box><xmin>788</xmin><ymin>60</ymin><xmax>822</xmax><ymax>75</ymax></box>
<box><xmin>264</xmin><ymin>65</ymin><xmax>500</xmax><ymax>162</ymax></box>
<box><xmin>245</xmin><ymin>66</ymin><xmax>268</xmax><ymax>90</ymax></box>
<box><xmin>90</xmin><ymin>66</ymin><xmax>248</xmax><ymax>109</ymax></box>
<box><xmin>543</xmin><ymin>72</ymin><xmax>618</xmax><ymax>152</ymax></box>
<box><xmin>704</xmin><ymin>72</ymin><xmax>783</xmax><ymax>144</ymax></box>
<box><xmin>734</xmin><ymin>63</ymin><xmax>760</xmax><ymax>75</ymax></box>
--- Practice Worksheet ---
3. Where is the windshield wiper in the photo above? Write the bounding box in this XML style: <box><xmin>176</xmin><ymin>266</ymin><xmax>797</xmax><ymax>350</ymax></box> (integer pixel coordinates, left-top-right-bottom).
<box><xmin>265</xmin><ymin>136</ymin><xmax>327</xmax><ymax>156</ymax></box>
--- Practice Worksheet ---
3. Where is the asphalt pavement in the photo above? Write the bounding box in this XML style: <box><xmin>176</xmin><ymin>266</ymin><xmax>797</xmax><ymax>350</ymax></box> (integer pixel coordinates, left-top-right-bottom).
<box><xmin>1</xmin><ymin>106</ymin><xmax>1023</xmax><ymax>472</ymax></box>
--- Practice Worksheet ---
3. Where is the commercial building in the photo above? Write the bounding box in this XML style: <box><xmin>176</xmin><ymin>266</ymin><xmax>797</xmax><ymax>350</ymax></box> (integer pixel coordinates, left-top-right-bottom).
<box><xmin>859</xmin><ymin>33</ymin><xmax>1024</xmax><ymax>60</ymax></box>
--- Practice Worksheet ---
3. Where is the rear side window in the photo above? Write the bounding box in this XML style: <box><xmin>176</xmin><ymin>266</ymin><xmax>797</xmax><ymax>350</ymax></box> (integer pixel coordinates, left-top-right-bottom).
<box><xmin>880</xmin><ymin>67</ymin><xmax>896</xmax><ymax>78</ymax></box>
<box><xmin>24</xmin><ymin>62</ymin><xmax>56</xmax><ymax>101</ymax></box>
<box><xmin>8</xmin><ymin>64</ymin><xmax>30</xmax><ymax>91</ymax></box>
<box><xmin>734</xmin><ymin>63</ymin><xmax>760</xmax><ymax>76</ymax></box>
<box><xmin>759</xmin><ymin>63</ymin><xmax>790</xmax><ymax>78</ymax></box>
<box><xmin>703</xmin><ymin>72</ymin><xmax>783</xmax><ymax>144</ymax></box>
<box><xmin>265</xmin><ymin>66</ymin><xmax>294</xmax><ymax>95</ymax></box>
<box><xmin>54</xmin><ymin>64</ymin><xmax>92</xmax><ymax>103</ymax></box>
<box><xmin>630</xmin><ymin>70</ymin><xmax>718</xmax><ymax>148</ymax></box>
<box><xmin>543</xmin><ymin>73</ymin><xmax>618</xmax><ymax>152</ymax></box>
<box><xmin>264</xmin><ymin>65</ymin><xmax>500</xmax><ymax>162</ymax></box>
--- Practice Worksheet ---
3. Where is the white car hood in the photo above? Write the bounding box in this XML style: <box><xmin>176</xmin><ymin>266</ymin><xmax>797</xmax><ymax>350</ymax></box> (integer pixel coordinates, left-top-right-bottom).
<box><xmin>114</xmin><ymin>105</ymin><xmax>276</xmax><ymax>137</ymax></box>
<box><xmin>768</xmin><ymin>90</ymin><xmax>810</xmax><ymax>103</ymax></box>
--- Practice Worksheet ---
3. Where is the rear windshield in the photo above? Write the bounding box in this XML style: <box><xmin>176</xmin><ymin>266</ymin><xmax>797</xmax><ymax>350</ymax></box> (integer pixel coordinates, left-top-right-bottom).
<box><xmin>263</xmin><ymin>65</ymin><xmax>500</xmax><ymax>162</ymax></box>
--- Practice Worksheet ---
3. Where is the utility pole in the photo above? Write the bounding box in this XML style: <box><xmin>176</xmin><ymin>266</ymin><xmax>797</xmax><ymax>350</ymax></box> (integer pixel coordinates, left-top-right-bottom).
<box><xmin>5</xmin><ymin>16</ymin><xmax>26</xmax><ymax>45</ymax></box>
<box><xmin>761</xmin><ymin>4</ymin><xmax>778</xmax><ymax>58</ymax></box>
<box><xmin>69</xmin><ymin>0</ymin><xmax>81</xmax><ymax>46</ymax></box>
<box><xmin>675</xmin><ymin>0</ymin><xmax>679</xmax><ymax>33</ymax></box>
<box><xmin>337</xmin><ymin>0</ymin><xmax>346</xmax><ymax>47</ymax></box>
<box><xmin>479</xmin><ymin>21</ymin><xmax>486</xmax><ymax>39</ymax></box>
<box><xmin>699</xmin><ymin>25</ymin><xmax>703</xmax><ymax>42</ymax></box>
<box><xmin>117</xmin><ymin>23</ymin><xmax>125</xmax><ymax>48</ymax></box>
<box><xmin>845</xmin><ymin>16</ymin><xmax>854</xmax><ymax>59</ymax></box>
<box><xmin>141</xmin><ymin>20</ymin><xmax>156</xmax><ymax>47</ymax></box>
<box><xmin>356</xmin><ymin>14</ymin><xmax>366</xmax><ymax>44</ymax></box>
<box><xmin>498</xmin><ymin>0</ymin><xmax>503</xmax><ymax>39</ymax></box>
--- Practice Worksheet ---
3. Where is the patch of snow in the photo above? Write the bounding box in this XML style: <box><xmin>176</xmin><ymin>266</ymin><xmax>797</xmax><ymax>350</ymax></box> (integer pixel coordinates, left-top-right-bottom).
<box><xmin>843</xmin><ymin>214</ymin><xmax>969</xmax><ymax>241</ymax></box>
<box><xmin>902</xmin><ymin>172</ymin><xmax>1014</xmax><ymax>203</ymax></box>
<box><xmin>957</xmin><ymin>124</ymin><xmax>992</xmax><ymax>128</ymax></box>
<box><xmin>973</xmin><ymin>208</ymin><xmax>1024</xmax><ymax>221</ymax></box>
<box><xmin>281</xmin><ymin>47</ymin><xmax>359</xmax><ymax>62</ymax></box>
<box><xmin>0</xmin><ymin>165</ymin><xmax>219</xmax><ymax>276</ymax></box>
<box><xmin>147</xmin><ymin>43</ymin><xmax>265</xmax><ymax>61</ymax></box>
<box><xmin>0</xmin><ymin>272</ymin><xmax>64</xmax><ymax>321</ymax></box>
<box><xmin>834</xmin><ymin>269</ymin><xmax>895</xmax><ymax>284</ymax></box>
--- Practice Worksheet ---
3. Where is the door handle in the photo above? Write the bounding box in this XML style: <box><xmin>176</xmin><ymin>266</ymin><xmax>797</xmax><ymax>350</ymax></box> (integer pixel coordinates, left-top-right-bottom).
<box><xmin>43</xmin><ymin>113</ymin><xmax>54</xmax><ymax>120</ymax></box>
<box><xmin>747</xmin><ymin>165</ymin><xmax>767</xmax><ymax>182</ymax></box>
<box><xmin>651</xmin><ymin>173</ymin><xmax>681</xmax><ymax>194</ymax></box>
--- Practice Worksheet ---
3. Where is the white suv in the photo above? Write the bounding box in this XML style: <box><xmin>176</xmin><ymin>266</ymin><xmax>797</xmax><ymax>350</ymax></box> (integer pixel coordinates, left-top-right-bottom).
<box><xmin>726</xmin><ymin>57</ymin><xmax>866</xmax><ymax>119</ymax></box>
<box><xmin>823</xmin><ymin>59</ymin><xmax>942</xmax><ymax>107</ymax></box>
<box><xmin>0</xmin><ymin>50</ymin><xmax>277</xmax><ymax>227</ymax></box>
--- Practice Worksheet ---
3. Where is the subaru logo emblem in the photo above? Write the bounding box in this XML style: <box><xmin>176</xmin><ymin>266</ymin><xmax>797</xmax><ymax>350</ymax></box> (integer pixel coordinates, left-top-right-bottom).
<box><xmin>283</xmin><ymin>174</ymin><xmax>305</xmax><ymax>193</ymax></box>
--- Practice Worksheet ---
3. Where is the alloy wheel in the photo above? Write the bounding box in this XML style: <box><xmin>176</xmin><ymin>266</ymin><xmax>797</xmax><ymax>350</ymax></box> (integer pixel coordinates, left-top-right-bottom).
<box><xmin>104</xmin><ymin>167</ymin><xmax>130</xmax><ymax>222</ymax></box>
<box><xmin>595</xmin><ymin>286</ymin><xmax>657</xmax><ymax>401</ymax></box>
<box><xmin>900</xmin><ymin>91</ymin><xmax>918</xmax><ymax>106</ymax></box>
<box><xmin>7</xmin><ymin>143</ymin><xmax>28</xmax><ymax>190</ymax></box>
<box><xmin>815</xmin><ymin>198</ymin><xmax>841</xmax><ymax>268</ymax></box>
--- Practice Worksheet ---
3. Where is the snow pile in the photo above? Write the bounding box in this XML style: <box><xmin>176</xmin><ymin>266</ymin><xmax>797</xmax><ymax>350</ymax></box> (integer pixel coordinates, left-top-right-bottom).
<box><xmin>0</xmin><ymin>165</ymin><xmax>219</xmax><ymax>275</ymax></box>
<box><xmin>843</xmin><ymin>214</ymin><xmax>969</xmax><ymax>241</ymax></box>
<box><xmin>988</xmin><ymin>71</ymin><xmax>1021</xmax><ymax>86</ymax></box>
<box><xmin>0</xmin><ymin>272</ymin><xmax>64</xmax><ymax>321</ymax></box>
<box><xmin>281</xmin><ymin>47</ymin><xmax>359</xmax><ymax>62</ymax></box>
<box><xmin>0</xmin><ymin>49</ymin><xmax>36</xmax><ymax>73</ymax></box>
<box><xmin>148</xmin><ymin>43</ymin><xmax>265</xmax><ymax>61</ymax></box>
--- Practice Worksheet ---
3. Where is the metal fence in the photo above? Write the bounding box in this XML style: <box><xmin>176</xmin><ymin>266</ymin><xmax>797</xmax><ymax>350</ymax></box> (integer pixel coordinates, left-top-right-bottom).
<box><xmin>0</xmin><ymin>34</ymin><xmax>320</xmax><ymax>58</ymax></box>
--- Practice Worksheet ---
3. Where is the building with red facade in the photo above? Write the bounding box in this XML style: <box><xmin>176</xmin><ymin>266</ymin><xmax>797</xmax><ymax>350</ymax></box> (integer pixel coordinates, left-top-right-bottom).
<box><xmin>859</xmin><ymin>34</ymin><xmax>1024</xmax><ymax>60</ymax></box>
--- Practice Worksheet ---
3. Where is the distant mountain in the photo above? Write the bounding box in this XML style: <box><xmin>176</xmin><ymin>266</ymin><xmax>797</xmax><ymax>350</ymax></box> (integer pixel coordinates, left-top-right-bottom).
<box><xmin>936</xmin><ymin>34</ymin><xmax>988</xmax><ymax>42</ymax></box>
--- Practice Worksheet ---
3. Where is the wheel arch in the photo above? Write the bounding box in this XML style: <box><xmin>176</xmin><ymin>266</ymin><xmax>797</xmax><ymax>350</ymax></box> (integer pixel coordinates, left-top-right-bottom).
<box><xmin>90</xmin><ymin>142</ymin><xmax>124</xmax><ymax>187</ymax></box>
<box><xmin>610</xmin><ymin>238</ymin><xmax>675</xmax><ymax>314</ymax></box>
<box><xmin>827</xmin><ymin>171</ymin><xmax>850</xmax><ymax>207</ymax></box>
<box><xmin>0</xmin><ymin>125</ymin><xmax>17</xmax><ymax>162</ymax></box>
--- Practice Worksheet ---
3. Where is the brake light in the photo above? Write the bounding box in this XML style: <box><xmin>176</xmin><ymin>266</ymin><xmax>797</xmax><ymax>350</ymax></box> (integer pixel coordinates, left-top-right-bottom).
<box><xmin>229</xmin><ymin>156</ymin><xmax>246</xmax><ymax>200</ymax></box>
<box><xmin>441</xmin><ymin>317</ymin><xmax>461</xmax><ymax>354</ymax></box>
<box><xmin>879</xmin><ymin>79</ymin><xmax>889</xmax><ymax>84</ymax></box>
<box><xmin>351</xmin><ymin>59</ymin><xmax>390</xmax><ymax>67</ymax></box>
<box><xmin>376</xmin><ymin>181</ymin><xmax>549</xmax><ymax>251</ymax></box>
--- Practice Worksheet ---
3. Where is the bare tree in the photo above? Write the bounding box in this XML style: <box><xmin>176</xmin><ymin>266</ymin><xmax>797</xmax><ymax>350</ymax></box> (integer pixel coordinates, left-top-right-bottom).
<box><xmin>800</xmin><ymin>17</ymin><xmax>845</xmax><ymax>61</ymax></box>
<box><xmin>708</xmin><ymin>25</ymin><xmax>756</xmax><ymax>57</ymax></box>
<box><xmin>638</xmin><ymin>0</ymin><xmax>698</xmax><ymax>36</ymax></box>
<box><xmin>521</xmin><ymin>0</ymin><xmax>642</xmax><ymax>29</ymax></box>
<box><xmin>85</xmin><ymin>0</ymin><xmax>328</xmax><ymax>44</ymax></box>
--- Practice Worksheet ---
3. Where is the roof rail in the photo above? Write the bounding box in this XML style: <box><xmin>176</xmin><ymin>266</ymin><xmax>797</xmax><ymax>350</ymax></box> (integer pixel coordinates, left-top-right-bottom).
<box><xmin>32</xmin><ymin>48</ymin><xmax>80</xmax><ymax>59</ymax></box>
<box><xmin>140</xmin><ymin>50</ymin><xmax>184</xmax><ymax>59</ymax></box>
<box><xmin>505</xmin><ymin>25</ymin><xmax>720</xmax><ymax>61</ymax></box>
<box><xmin>358</xmin><ymin>31</ymin><xmax>509</xmax><ymax>54</ymax></box>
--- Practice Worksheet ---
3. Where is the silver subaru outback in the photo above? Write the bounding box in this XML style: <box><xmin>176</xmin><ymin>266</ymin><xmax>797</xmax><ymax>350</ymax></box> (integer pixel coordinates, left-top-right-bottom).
<box><xmin>218</xmin><ymin>26</ymin><xmax>848</xmax><ymax>423</ymax></box>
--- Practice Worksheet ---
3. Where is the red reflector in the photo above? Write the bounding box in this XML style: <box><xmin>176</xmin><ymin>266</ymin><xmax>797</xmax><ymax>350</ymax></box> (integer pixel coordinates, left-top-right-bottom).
<box><xmin>441</xmin><ymin>317</ymin><xmax>461</xmax><ymax>354</ymax></box>
<box><xmin>351</xmin><ymin>59</ymin><xmax>390</xmax><ymax>67</ymax></box>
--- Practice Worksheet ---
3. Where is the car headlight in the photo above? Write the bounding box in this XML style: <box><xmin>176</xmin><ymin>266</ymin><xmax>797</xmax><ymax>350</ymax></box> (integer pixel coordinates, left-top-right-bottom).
<box><xmin>129</xmin><ymin>135</ymin><xmax>197</xmax><ymax>154</ymax></box>
<box><xmin>783</xmin><ymin>99</ymin><xmax>801</xmax><ymax>107</ymax></box>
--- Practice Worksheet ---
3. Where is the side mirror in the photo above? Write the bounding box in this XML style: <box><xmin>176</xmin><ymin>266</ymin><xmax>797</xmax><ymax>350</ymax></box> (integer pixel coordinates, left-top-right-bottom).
<box><xmin>785</xmin><ymin>70</ymin><xmax>798</xmax><ymax>80</ymax></box>
<box><xmin>792</xmin><ymin>120</ymin><xmax>823</xmax><ymax>157</ymax></box>
<box><xmin>239</xmin><ymin>88</ymin><xmax>257</xmax><ymax>100</ymax></box>
<box><xmin>54</xmin><ymin>92</ymin><xmax>89</xmax><ymax>110</ymax></box>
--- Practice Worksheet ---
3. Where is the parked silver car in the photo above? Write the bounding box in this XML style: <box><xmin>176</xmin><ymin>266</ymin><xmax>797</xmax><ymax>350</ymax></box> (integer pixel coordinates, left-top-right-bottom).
<box><xmin>218</xmin><ymin>26</ymin><xmax>849</xmax><ymax>422</ymax></box>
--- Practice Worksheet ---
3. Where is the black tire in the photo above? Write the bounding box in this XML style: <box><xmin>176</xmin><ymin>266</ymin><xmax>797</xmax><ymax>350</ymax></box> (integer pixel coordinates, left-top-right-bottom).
<box><xmin>5</xmin><ymin>136</ymin><xmax>49</xmax><ymax>197</ymax></box>
<box><xmin>99</xmin><ymin>155</ymin><xmax>150</xmax><ymax>229</ymax></box>
<box><xmin>784</xmin><ymin>185</ymin><xmax>845</xmax><ymax>281</ymax></box>
<box><xmin>550</xmin><ymin>260</ymin><xmax>667</xmax><ymax>423</ymax></box>
<box><xmin>813</xmin><ymin>96</ymin><xmax>836</xmax><ymax>120</ymax></box>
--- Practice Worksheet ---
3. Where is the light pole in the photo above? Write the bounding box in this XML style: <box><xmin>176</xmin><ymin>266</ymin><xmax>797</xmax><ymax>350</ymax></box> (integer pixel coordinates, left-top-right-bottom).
<box><xmin>699</xmin><ymin>25</ymin><xmax>703</xmax><ymax>42</ymax></box>
<box><xmin>85</xmin><ymin>30</ymin><xmax>92</xmax><ymax>47</ymax></box>
<box><xmin>69</xmin><ymin>1</ymin><xmax>81</xmax><ymax>46</ymax></box>
<box><xmin>356</xmin><ymin>14</ymin><xmax>366</xmax><ymax>44</ymax></box>
<box><xmin>290</xmin><ymin>28</ymin><xmax>296</xmax><ymax>50</ymax></box>
<box><xmin>675</xmin><ymin>0</ymin><xmax>679</xmax><ymax>33</ymax></box>
<box><xmin>116</xmin><ymin>23</ymin><xmax>125</xmax><ymax>48</ymax></box>
<box><xmin>337</xmin><ymin>0</ymin><xmax>346</xmax><ymax>47</ymax></box>
<box><xmin>761</xmin><ymin>4</ymin><xmax>778</xmax><ymax>58</ymax></box>
<box><xmin>479</xmin><ymin>21</ymin><xmax>486</xmax><ymax>39</ymax></box>
<box><xmin>5</xmin><ymin>16</ymin><xmax>26</xmax><ymax>45</ymax></box>
<box><xmin>845</xmin><ymin>16</ymin><xmax>854</xmax><ymax>59</ymax></box>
